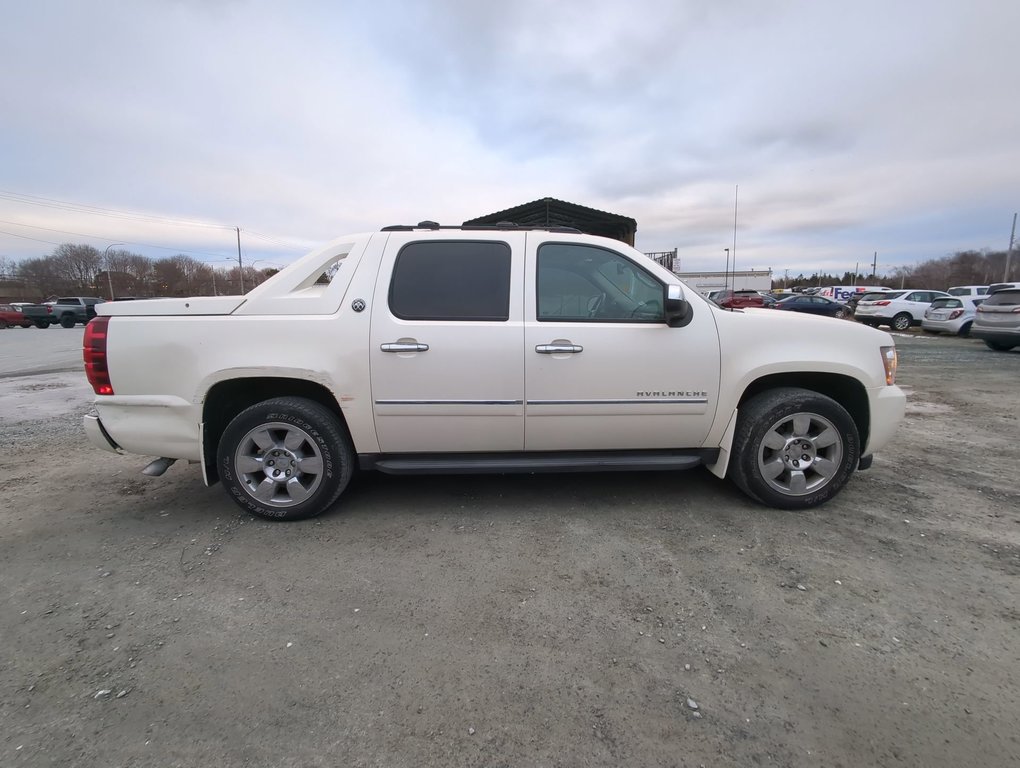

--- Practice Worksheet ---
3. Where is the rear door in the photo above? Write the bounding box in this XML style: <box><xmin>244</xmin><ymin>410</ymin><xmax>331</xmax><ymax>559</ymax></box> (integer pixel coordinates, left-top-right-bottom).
<box><xmin>369</xmin><ymin>233</ymin><xmax>526</xmax><ymax>453</ymax></box>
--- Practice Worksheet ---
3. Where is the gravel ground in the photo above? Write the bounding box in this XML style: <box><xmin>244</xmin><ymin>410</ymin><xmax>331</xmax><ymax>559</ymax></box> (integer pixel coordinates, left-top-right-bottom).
<box><xmin>1</xmin><ymin>328</ymin><xmax>1018</xmax><ymax>767</ymax></box>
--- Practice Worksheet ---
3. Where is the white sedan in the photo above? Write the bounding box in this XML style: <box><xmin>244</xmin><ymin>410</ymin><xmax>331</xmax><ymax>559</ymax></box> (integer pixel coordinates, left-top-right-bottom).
<box><xmin>921</xmin><ymin>296</ymin><xmax>983</xmax><ymax>337</ymax></box>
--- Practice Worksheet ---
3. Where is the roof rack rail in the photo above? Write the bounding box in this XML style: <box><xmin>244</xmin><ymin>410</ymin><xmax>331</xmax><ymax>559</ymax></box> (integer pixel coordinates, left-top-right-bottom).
<box><xmin>381</xmin><ymin>222</ymin><xmax>584</xmax><ymax>234</ymax></box>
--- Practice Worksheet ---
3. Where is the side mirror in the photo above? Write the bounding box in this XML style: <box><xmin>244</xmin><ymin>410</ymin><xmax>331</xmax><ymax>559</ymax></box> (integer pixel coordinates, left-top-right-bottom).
<box><xmin>664</xmin><ymin>284</ymin><xmax>693</xmax><ymax>327</ymax></box>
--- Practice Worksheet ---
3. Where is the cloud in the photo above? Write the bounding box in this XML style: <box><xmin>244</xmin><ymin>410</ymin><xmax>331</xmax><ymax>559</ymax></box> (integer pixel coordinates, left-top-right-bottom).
<box><xmin>1</xmin><ymin>0</ymin><xmax>1018</xmax><ymax>277</ymax></box>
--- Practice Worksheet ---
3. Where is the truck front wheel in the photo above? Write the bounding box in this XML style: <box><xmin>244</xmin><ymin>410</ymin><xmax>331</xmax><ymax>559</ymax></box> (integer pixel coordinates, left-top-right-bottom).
<box><xmin>729</xmin><ymin>387</ymin><xmax>859</xmax><ymax>509</ymax></box>
<box><xmin>217</xmin><ymin>397</ymin><xmax>354</xmax><ymax>521</ymax></box>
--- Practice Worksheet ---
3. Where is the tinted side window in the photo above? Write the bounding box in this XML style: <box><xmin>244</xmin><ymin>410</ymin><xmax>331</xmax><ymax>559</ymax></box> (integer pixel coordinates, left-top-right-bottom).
<box><xmin>389</xmin><ymin>241</ymin><xmax>511</xmax><ymax>321</ymax></box>
<box><xmin>537</xmin><ymin>244</ymin><xmax>664</xmax><ymax>322</ymax></box>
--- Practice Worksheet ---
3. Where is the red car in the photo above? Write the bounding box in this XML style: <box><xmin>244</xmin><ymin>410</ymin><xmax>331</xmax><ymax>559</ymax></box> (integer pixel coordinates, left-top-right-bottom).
<box><xmin>0</xmin><ymin>303</ymin><xmax>35</xmax><ymax>329</ymax></box>
<box><xmin>711</xmin><ymin>289</ymin><xmax>766</xmax><ymax>309</ymax></box>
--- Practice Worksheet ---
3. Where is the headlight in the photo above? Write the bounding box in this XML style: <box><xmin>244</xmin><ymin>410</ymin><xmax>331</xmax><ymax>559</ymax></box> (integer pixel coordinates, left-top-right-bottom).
<box><xmin>880</xmin><ymin>346</ymin><xmax>898</xmax><ymax>385</ymax></box>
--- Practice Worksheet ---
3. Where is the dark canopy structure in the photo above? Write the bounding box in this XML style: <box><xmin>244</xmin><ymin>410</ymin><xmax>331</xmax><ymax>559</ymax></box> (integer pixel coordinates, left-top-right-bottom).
<box><xmin>464</xmin><ymin>197</ymin><xmax>637</xmax><ymax>245</ymax></box>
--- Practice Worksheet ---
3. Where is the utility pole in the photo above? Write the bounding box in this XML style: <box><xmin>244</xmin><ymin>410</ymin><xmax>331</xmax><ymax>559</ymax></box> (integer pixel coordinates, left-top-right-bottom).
<box><xmin>236</xmin><ymin>227</ymin><xmax>245</xmax><ymax>293</ymax></box>
<box><xmin>732</xmin><ymin>185</ymin><xmax>738</xmax><ymax>279</ymax></box>
<box><xmin>1005</xmin><ymin>213</ymin><xmax>1017</xmax><ymax>282</ymax></box>
<box><xmin>871</xmin><ymin>251</ymin><xmax>878</xmax><ymax>279</ymax></box>
<box><xmin>724</xmin><ymin>248</ymin><xmax>730</xmax><ymax>291</ymax></box>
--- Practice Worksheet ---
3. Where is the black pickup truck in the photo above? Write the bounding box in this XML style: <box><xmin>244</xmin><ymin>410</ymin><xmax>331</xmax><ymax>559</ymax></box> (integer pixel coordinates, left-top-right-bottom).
<box><xmin>20</xmin><ymin>297</ymin><xmax>106</xmax><ymax>328</ymax></box>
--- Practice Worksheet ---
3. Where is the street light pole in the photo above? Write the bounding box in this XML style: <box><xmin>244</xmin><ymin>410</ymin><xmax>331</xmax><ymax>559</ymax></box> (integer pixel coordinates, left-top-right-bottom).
<box><xmin>236</xmin><ymin>227</ymin><xmax>245</xmax><ymax>293</ymax></box>
<box><xmin>103</xmin><ymin>243</ymin><xmax>124</xmax><ymax>300</ymax></box>
<box><xmin>1004</xmin><ymin>213</ymin><xmax>1017</xmax><ymax>282</ymax></box>
<box><xmin>724</xmin><ymin>248</ymin><xmax>730</xmax><ymax>292</ymax></box>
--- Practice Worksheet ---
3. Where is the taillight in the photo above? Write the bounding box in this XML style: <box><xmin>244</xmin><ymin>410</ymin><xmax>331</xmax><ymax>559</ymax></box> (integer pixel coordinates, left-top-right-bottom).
<box><xmin>83</xmin><ymin>317</ymin><xmax>114</xmax><ymax>395</ymax></box>
<box><xmin>948</xmin><ymin>309</ymin><xmax>963</xmax><ymax>320</ymax></box>
<box><xmin>875</xmin><ymin>300</ymin><xmax>892</xmax><ymax>306</ymax></box>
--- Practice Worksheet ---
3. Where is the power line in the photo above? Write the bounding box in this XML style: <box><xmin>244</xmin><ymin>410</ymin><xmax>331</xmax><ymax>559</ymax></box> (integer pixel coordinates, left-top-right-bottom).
<box><xmin>0</xmin><ymin>219</ymin><xmax>234</xmax><ymax>260</ymax></box>
<box><xmin>0</xmin><ymin>189</ymin><xmax>234</xmax><ymax>231</ymax></box>
<box><xmin>0</xmin><ymin>229</ymin><xmax>64</xmax><ymax>246</ymax></box>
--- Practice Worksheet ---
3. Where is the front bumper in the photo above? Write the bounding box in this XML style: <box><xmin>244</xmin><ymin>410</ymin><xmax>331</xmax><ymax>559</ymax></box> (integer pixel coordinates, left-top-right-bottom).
<box><xmin>865</xmin><ymin>384</ymin><xmax>906</xmax><ymax>456</ymax></box>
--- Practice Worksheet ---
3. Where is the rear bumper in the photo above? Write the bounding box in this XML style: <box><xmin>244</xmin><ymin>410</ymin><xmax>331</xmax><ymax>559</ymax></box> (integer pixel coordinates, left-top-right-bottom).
<box><xmin>84</xmin><ymin>413</ymin><xmax>123</xmax><ymax>454</ymax></box>
<box><xmin>971</xmin><ymin>327</ymin><xmax>1020</xmax><ymax>344</ymax></box>
<box><xmin>921</xmin><ymin>318</ymin><xmax>966</xmax><ymax>334</ymax></box>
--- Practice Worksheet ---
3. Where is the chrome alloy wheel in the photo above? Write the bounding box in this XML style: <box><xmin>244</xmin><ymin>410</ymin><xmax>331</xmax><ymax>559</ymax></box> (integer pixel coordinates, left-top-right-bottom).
<box><xmin>757</xmin><ymin>412</ymin><xmax>844</xmax><ymax>496</ymax></box>
<box><xmin>233</xmin><ymin>421</ymin><xmax>325</xmax><ymax>507</ymax></box>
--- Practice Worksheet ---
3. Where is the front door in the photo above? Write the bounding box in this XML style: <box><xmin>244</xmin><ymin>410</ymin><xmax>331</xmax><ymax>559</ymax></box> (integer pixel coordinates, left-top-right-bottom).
<box><xmin>523</xmin><ymin>239</ymin><xmax>720</xmax><ymax>451</ymax></box>
<box><xmin>369</xmin><ymin>233</ymin><xmax>525</xmax><ymax>453</ymax></box>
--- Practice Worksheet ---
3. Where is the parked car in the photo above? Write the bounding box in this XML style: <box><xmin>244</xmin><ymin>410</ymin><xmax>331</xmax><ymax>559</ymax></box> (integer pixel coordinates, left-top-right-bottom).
<box><xmin>773</xmin><ymin>294</ymin><xmax>850</xmax><ymax>318</ymax></box>
<box><xmin>711</xmin><ymin>289</ymin><xmax>766</xmax><ymax>309</ymax></box>
<box><xmin>971</xmin><ymin>287</ymin><xmax>1020</xmax><ymax>351</ymax></box>
<box><xmin>854</xmin><ymin>289</ymin><xmax>951</xmax><ymax>331</ymax></box>
<box><xmin>0</xmin><ymin>303</ymin><xmax>35</xmax><ymax>329</ymax></box>
<box><xmin>947</xmin><ymin>285</ymin><xmax>989</xmax><ymax>297</ymax></box>
<box><xmin>921</xmin><ymin>296</ymin><xmax>983</xmax><ymax>336</ymax></box>
<box><xmin>846</xmin><ymin>290</ymin><xmax>895</xmax><ymax>314</ymax></box>
<box><xmin>986</xmin><ymin>282</ymin><xmax>1020</xmax><ymax>294</ymax></box>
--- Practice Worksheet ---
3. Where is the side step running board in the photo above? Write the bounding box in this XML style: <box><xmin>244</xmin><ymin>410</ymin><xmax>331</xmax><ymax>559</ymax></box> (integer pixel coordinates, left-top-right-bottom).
<box><xmin>359</xmin><ymin>450</ymin><xmax>718</xmax><ymax>475</ymax></box>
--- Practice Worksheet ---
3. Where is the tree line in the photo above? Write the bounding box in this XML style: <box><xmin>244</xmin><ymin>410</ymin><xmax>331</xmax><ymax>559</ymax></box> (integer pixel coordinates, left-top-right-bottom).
<box><xmin>0</xmin><ymin>244</ymin><xmax>277</xmax><ymax>300</ymax></box>
<box><xmin>2</xmin><ymin>242</ymin><xmax>1015</xmax><ymax>301</ymax></box>
<box><xmin>777</xmin><ymin>249</ymin><xmax>1015</xmax><ymax>290</ymax></box>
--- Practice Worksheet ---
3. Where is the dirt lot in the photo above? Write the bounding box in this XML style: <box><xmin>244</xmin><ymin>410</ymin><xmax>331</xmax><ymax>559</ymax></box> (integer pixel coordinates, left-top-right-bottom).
<box><xmin>1</xmin><ymin>328</ymin><xmax>1018</xmax><ymax>767</ymax></box>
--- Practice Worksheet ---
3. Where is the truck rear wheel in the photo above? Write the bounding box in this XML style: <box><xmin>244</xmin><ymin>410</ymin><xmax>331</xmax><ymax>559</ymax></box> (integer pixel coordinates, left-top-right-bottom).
<box><xmin>59</xmin><ymin>315</ymin><xmax>76</xmax><ymax>328</ymax></box>
<box><xmin>34</xmin><ymin>320</ymin><xmax>50</xmax><ymax>329</ymax></box>
<box><xmin>728</xmin><ymin>387</ymin><xmax>859</xmax><ymax>509</ymax></box>
<box><xmin>217</xmin><ymin>396</ymin><xmax>354</xmax><ymax>521</ymax></box>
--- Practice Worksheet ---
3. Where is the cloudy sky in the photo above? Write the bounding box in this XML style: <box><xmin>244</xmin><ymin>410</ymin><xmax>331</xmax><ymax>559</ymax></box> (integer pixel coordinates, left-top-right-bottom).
<box><xmin>2</xmin><ymin>0</ymin><xmax>1017</xmax><ymax>277</ymax></box>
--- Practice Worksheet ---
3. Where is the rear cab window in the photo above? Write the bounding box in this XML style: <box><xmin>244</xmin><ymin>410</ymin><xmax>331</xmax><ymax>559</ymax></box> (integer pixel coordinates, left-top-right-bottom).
<box><xmin>389</xmin><ymin>240</ymin><xmax>511</xmax><ymax>321</ymax></box>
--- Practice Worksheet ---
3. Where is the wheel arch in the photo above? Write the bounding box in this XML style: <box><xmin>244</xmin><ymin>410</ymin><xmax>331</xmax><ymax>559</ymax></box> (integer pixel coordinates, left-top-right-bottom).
<box><xmin>738</xmin><ymin>372</ymin><xmax>870</xmax><ymax>452</ymax></box>
<box><xmin>201</xmin><ymin>377</ymin><xmax>348</xmax><ymax>485</ymax></box>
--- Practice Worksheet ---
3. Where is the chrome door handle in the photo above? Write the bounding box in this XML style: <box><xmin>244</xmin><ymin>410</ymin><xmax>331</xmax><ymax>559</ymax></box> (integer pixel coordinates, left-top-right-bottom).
<box><xmin>381</xmin><ymin>342</ymin><xmax>429</xmax><ymax>352</ymax></box>
<box><xmin>536</xmin><ymin>344</ymin><xmax>583</xmax><ymax>354</ymax></box>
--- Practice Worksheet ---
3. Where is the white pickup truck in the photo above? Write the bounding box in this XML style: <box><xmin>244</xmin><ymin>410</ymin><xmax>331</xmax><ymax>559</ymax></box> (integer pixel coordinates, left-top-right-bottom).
<box><xmin>83</xmin><ymin>223</ymin><xmax>905</xmax><ymax>521</ymax></box>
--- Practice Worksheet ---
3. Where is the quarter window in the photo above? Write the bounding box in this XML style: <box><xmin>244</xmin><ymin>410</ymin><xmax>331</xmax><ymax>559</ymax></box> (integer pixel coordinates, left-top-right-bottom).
<box><xmin>537</xmin><ymin>244</ymin><xmax>664</xmax><ymax>322</ymax></box>
<box><xmin>389</xmin><ymin>241</ymin><xmax>511</xmax><ymax>321</ymax></box>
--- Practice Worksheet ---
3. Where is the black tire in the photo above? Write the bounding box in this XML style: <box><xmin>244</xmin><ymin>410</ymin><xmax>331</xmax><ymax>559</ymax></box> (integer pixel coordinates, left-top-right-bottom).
<box><xmin>59</xmin><ymin>315</ymin><xmax>76</xmax><ymax>328</ymax></box>
<box><xmin>218</xmin><ymin>396</ymin><xmax>354</xmax><ymax>521</ymax></box>
<box><xmin>834</xmin><ymin>308</ymin><xmax>848</xmax><ymax>319</ymax></box>
<box><xmin>0</xmin><ymin>320</ymin><xmax>8</xmax><ymax>329</ymax></box>
<box><xmin>34</xmin><ymin>320</ymin><xmax>50</xmax><ymax>329</ymax></box>
<box><xmin>984</xmin><ymin>340</ymin><xmax>1016</xmax><ymax>352</ymax></box>
<box><xmin>891</xmin><ymin>313</ymin><xmax>912</xmax><ymax>332</ymax></box>
<box><xmin>728</xmin><ymin>387</ymin><xmax>859</xmax><ymax>510</ymax></box>
<box><xmin>958</xmin><ymin>322</ymin><xmax>972</xmax><ymax>338</ymax></box>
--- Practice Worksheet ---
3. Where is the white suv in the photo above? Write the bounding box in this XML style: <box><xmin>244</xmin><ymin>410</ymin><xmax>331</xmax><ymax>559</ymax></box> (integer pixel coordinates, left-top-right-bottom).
<box><xmin>854</xmin><ymin>289</ymin><xmax>951</xmax><ymax>331</ymax></box>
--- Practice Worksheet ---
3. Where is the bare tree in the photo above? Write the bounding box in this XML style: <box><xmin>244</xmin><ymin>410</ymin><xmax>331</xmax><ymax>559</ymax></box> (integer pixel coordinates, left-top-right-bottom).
<box><xmin>52</xmin><ymin>243</ymin><xmax>103</xmax><ymax>292</ymax></box>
